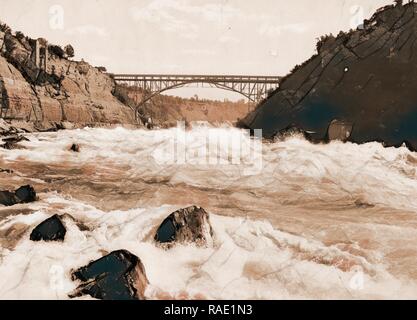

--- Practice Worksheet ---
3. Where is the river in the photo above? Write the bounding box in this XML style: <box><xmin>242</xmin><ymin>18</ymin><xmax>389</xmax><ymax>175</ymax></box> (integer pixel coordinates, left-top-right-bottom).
<box><xmin>1</xmin><ymin>123</ymin><xmax>417</xmax><ymax>299</ymax></box>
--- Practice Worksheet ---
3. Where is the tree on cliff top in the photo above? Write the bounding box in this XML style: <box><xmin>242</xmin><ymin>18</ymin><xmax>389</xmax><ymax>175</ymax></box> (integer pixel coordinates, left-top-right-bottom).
<box><xmin>15</xmin><ymin>31</ymin><xmax>25</xmax><ymax>41</ymax></box>
<box><xmin>64</xmin><ymin>45</ymin><xmax>75</xmax><ymax>58</ymax></box>
<box><xmin>49</xmin><ymin>44</ymin><xmax>65</xmax><ymax>58</ymax></box>
<box><xmin>0</xmin><ymin>22</ymin><xmax>11</xmax><ymax>33</ymax></box>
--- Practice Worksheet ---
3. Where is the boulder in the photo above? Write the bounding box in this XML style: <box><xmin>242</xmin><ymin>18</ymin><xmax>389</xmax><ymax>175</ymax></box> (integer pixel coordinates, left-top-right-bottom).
<box><xmin>0</xmin><ymin>185</ymin><xmax>37</xmax><ymax>206</ymax></box>
<box><xmin>155</xmin><ymin>206</ymin><xmax>214</xmax><ymax>247</ymax></box>
<box><xmin>69</xmin><ymin>143</ymin><xmax>80</xmax><ymax>152</ymax></box>
<box><xmin>30</xmin><ymin>214</ymin><xmax>66</xmax><ymax>242</ymax></box>
<box><xmin>326</xmin><ymin>120</ymin><xmax>353</xmax><ymax>142</ymax></box>
<box><xmin>14</xmin><ymin>185</ymin><xmax>37</xmax><ymax>203</ymax></box>
<box><xmin>239</xmin><ymin>2</ymin><xmax>417</xmax><ymax>150</ymax></box>
<box><xmin>0</xmin><ymin>135</ymin><xmax>28</xmax><ymax>149</ymax></box>
<box><xmin>69</xmin><ymin>250</ymin><xmax>149</xmax><ymax>300</ymax></box>
<box><xmin>0</xmin><ymin>190</ymin><xmax>18</xmax><ymax>206</ymax></box>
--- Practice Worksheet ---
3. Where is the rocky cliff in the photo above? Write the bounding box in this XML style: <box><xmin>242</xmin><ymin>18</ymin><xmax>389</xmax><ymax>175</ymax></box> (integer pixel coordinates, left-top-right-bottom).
<box><xmin>0</xmin><ymin>24</ymin><xmax>135</xmax><ymax>127</ymax></box>
<box><xmin>240</xmin><ymin>1</ymin><xmax>417</xmax><ymax>150</ymax></box>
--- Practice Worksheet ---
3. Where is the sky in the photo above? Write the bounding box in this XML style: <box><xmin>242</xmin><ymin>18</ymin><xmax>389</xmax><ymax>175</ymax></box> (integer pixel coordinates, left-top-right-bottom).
<box><xmin>0</xmin><ymin>0</ymin><xmax>394</xmax><ymax>100</ymax></box>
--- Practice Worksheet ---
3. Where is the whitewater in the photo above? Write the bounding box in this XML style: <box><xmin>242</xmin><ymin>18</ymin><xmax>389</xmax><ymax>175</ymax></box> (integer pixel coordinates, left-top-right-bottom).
<box><xmin>1</xmin><ymin>124</ymin><xmax>417</xmax><ymax>300</ymax></box>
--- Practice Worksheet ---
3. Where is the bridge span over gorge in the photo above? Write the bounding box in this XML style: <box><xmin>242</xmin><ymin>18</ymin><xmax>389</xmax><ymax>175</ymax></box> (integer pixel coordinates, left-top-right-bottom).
<box><xmin>109</xmin><ymin>73</ymin><xmax>282</xmax><ymax>113</ymax></box>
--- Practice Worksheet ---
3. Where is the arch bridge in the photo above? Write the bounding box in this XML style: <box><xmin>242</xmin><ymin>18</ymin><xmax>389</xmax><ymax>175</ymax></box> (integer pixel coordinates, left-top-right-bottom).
<box><xmin>110</xmin><ymin>73</ymin><xmax>282</xmax><ymax>110</ymax></box>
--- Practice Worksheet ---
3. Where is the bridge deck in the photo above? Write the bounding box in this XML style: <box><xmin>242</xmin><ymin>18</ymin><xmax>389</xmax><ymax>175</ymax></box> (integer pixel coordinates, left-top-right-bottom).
<box><xmin>110</xmin><ymin>74</ymin><xmax>282</xmax><ymax>84</ymax></box>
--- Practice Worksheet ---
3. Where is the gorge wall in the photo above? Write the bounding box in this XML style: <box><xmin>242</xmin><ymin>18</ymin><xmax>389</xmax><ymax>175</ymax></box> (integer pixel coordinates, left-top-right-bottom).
<box><xmin>0</xmin><ymin>24</ymin><xmax>136</xmax><ymax>128</ymax></box>
<box><xmin>115</xmin><ymin>85</ymin><xmax>255</xmax><ymax>128</ymax></box>
<box><xmin>240</xmin><ymin>1</ymin><xmax>417</xmax><ymax>150</ymax></box>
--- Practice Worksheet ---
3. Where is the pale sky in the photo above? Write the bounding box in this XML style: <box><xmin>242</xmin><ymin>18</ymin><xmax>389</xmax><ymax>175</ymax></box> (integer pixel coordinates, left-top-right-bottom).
<box><xmin>0</xmin><ymin>0</ymin><xmax>393</xmax><ymax>99</ymax></box>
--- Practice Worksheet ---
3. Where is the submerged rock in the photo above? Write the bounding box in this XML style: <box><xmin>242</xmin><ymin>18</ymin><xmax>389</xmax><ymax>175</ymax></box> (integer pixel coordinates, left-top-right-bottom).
<box><xmin>155</xmin><ymin>206</ymin><xmax>214</xmax><ymax>247</ymax></box>
<box><xmin>69</xmin><ymin>250</ymin><xmax>149</xmax><ymax>300</ymax></box>
<box><xmin>30</xmin><ymin>214</ymin><xmax>66</xmax><ymax>242</ymax></box>
<box><xmin>0</xmin><ymin>185</ymin><xmax>37</xmax><ymax>206</ymax></box>
<box><xmin>239</xmin><ymin>2</ymin><xmax>417</xmax><ymax>150</ymax></box>
<box><xmin>69</xmin><ymin>143</ymin><xmax>80</xmax><ymax>152</ymax></box>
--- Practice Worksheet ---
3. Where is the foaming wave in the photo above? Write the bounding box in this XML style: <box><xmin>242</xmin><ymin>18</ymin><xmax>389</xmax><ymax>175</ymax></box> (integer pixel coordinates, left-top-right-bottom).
<box><xmin>1</xmin><ymin>125</ymin><xmax>417</xmax><ymax>211</ymax></box>
<box><xmin>2</xmin><ymin>126</ymin><xmax>417</xmax><ymax>300</ymax></box>
<box><xmin>0</xmin><ymin>194</ymin><xmax>416</xmax><ymax>300</ymax></box>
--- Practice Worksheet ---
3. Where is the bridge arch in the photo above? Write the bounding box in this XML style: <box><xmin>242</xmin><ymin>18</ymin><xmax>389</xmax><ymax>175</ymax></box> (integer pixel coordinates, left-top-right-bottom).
<box><xmin>134</xmin><ymin>80</ymin><xmax>259</xmax><ymax>107</ymax></box>
<box><xmin>110</xmin><ymin>74</ymin><xmax>282</xmax><ymax>115</ymax></box>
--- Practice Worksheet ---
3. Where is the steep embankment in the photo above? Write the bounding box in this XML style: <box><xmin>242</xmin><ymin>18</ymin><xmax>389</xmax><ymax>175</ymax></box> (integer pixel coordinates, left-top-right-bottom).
<box><xmin>115</xmin><ymin>85</ymin><xmax>255</xmax><ymax>128</ymax></box>
<box><xmin>240</xmin><ymin>2</ymin><xmax>417</xmax><ymax>150</ymax></box>
<box><xmin>0</xmin><ymin>24</ymin><xmax>135</xmax><ymax>127</ymax></box>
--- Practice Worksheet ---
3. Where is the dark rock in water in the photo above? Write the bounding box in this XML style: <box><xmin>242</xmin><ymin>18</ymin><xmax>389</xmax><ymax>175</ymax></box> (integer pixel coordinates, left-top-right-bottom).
<box><xmin>155</xmin><ymin>206</ymin><xmax>214</xmax><ymax>247</ymax></box>
<box><xmin>239</xmin><ymin>2</ymin><xmax>417</xmax><ymax>151</ymax></box>
<box><xmin>15</xmin><ymin>185</ymin><xmax>37</xmax><ymax>203</ymax></box>
<box><xmin>0</xmin><ymin>142</ymin><xmax>14</xmax><ymax>150</ymax></box>
<box><xmin>69</xmin><ymin>250</ymin><xmax>149</xmax><ymax>300</ymax></box>
<box><xmin>0</xmin><ymin>185</ymin><xmax>37</xmax><ymax>206</ymax></box>
<box><xmin>69</xmin><ymin>144</ymin><xmax>80</xmax><ymax>152</ymax></box>
<box><xmin>326</xmin><ymin>120</ymin><xmax>353</xmax><ymax>142</ymax></box>
<box><xmin>0</xmin><ymin>190</ymin><xmax>18</xmax><ymax>206</ymax></box>
<box><xmin>30</xmin><ymin>214</ymin><xmax>66</xmax><ymax>242</ymax></box>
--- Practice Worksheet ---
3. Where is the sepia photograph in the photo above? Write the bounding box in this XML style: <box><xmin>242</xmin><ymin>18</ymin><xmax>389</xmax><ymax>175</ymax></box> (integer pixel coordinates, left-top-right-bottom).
<box><xmin>0</xmin><ymin>0</ymin><xmax>416</xmax><ymax>310</ymax></box>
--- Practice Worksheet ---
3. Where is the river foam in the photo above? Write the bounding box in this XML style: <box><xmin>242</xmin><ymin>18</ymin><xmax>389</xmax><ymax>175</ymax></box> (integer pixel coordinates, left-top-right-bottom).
<box><xmin>1</xmin><ymin>125</ymin><xmax>417</xmax><ymax>299</ymax></box>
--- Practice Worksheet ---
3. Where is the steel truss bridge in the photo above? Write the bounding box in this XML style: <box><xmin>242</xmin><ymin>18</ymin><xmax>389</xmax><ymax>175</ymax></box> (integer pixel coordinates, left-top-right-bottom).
<box><xmin>110</xmin><ymin>74</ymin><xmax>282</xmax><ymax>108</ymax></box>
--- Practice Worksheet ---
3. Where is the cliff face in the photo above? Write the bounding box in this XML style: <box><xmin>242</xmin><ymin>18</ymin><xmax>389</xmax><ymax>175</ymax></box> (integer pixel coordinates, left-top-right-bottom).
<box><xmin>0</xmin><ymin>26</ymin><xmax>135</xmax><ymax>126</ymax></box>
<box><xmin>240</xmin><ymin>2</ymin><xmax>417</xmax><ymax>150</ymax></box>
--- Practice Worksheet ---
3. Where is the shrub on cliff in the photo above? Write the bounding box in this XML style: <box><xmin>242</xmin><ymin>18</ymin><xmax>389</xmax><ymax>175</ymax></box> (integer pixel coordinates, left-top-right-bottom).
<box><xmin>13</xmin><ymin>31</ymin><xmax>32</xmax><ymax>51</ymax></box>
<box><xmin>49</xmin><ymin>44</ymin><xmax>65</xmax><ymax>58</ymax></box>
<box><xmin>316</xmin><ymin>34</ymin><xmax>332</xmax><ymax>52</ymax></box>
<box><xmin>64</xmin><ymin>44</ymin><xmax>75</xmax><ymax>58</ymax></box>
<box><xmin>15</xmin><ymin>31</ymin><xmax>25</xmax><ymax>41</ymax></box>
<box><xmin>0</xmin><ymin>22</ymin><xmax>11</xmax><ymax>33</ymax></box>
<box><xmin>3</xmin><ymin>33</ymin><xmax>17</xmax><ymax>52</ymax></box>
